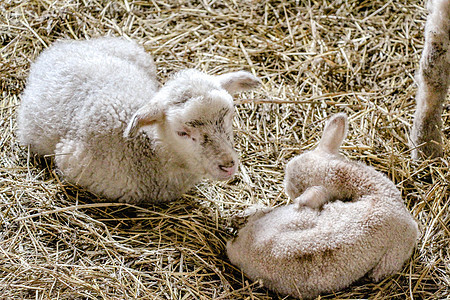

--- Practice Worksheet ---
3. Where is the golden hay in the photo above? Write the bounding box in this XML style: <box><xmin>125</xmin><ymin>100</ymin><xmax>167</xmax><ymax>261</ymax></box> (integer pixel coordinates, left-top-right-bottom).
<box><xmin>1</xmin><ymin>0</ymin><xmax>448</xmax><ymax>299</ymax></box>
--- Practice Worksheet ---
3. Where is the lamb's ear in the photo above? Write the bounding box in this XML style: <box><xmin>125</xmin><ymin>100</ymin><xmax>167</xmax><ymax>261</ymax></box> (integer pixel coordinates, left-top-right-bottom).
<box><xmin>124</xmin><ymin>104</ymin><xmax>164</xmax><ymax>138</ymax></box>
<box><xmin>317</xmin><ymin>113</ymin><xmax>348</xmax><ymax>154</ymax></box>
<box><xmin>216</xmin><ymin>71</ymin><xmax>261</xmax><ymax>94</ymax></box>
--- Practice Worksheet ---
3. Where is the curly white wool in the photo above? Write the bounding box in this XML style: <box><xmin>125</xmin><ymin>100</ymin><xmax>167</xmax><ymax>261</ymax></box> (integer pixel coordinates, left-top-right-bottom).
<box><xmin>17</xmin><ymin>37</ymin><xmax>261</xmax><ymax>204</ymax></box>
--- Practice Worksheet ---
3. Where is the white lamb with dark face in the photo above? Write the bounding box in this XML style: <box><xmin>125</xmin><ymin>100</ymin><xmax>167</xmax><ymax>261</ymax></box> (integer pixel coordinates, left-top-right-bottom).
<box><xmin>17</xmin><ymin>37</ymin><xmax>260</xmax><ymax>204</ymax></box>
<box><xmin>227</xmin><ymin>113</ymin><xmax>418</xmax><ymax>299</ymax></box>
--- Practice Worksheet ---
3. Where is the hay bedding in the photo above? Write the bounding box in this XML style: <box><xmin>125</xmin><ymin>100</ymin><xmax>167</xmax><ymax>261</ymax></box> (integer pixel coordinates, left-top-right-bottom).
<box><xmin>0</xmin><ymin>0</ymin><xmax>448</xmax><ymax>299</ymax></box>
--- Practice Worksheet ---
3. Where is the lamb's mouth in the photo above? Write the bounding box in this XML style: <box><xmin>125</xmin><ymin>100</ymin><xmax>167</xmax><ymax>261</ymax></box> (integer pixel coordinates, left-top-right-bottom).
<box><xmin>205</xmin><ymin>168</ymin><xmax>235</xmax><ymax>181</ymax></box>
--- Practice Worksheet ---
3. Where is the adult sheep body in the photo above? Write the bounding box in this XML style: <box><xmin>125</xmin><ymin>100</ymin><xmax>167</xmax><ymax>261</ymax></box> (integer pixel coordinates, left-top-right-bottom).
<box><xmin>17</xmin><ymin>37</ymin><xmax>260</xmax><ymax>204</ymax></box>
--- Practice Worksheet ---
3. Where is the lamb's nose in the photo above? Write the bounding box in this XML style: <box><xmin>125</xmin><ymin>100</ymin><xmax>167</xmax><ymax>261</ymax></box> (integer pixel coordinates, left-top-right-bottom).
<box><xmin>219</xmin><ymin>160</ymin><xmax>235</xmax><ymax>173</ymax></box>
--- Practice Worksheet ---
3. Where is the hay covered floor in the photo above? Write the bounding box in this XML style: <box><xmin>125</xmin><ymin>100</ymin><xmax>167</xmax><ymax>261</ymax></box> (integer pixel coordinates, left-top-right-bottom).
<box><xmin>1</xmin><ymin>0</ymin><xmax>449</xmax><ymax>299</ymax></box>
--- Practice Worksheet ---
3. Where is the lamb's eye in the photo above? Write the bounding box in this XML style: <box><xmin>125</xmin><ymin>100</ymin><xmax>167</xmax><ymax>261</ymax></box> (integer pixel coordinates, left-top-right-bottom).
<box><xmin>177</xmin><ymin>131</ymin><xmax>189</xmax><ymax>137</ymax></box>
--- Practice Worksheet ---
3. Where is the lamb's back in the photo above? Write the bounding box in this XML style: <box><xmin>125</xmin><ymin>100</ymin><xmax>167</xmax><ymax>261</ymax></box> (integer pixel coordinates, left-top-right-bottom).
<box><xmin>17</xmin><ymin>38</ymin><xmax>158</xmax><ymax>155</ymax></box>
<box><xmin>227</xmin><ymin>197</ymin><xmax>416</xmax><ymax>299</ymax></box>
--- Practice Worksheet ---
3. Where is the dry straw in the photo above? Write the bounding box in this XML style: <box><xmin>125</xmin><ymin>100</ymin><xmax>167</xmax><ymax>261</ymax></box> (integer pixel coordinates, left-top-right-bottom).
<box><xmin>1</xmin><ymin>0</ymin><xmax>449</xmax><ymax>299</ymax></box>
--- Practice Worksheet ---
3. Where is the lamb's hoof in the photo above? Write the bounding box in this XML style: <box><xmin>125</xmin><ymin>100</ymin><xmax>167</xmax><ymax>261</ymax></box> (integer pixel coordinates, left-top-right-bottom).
<box><xmin>227</xmin><ymin>204</ymin><xmax>272</xmax><ymax>233</ymax></box>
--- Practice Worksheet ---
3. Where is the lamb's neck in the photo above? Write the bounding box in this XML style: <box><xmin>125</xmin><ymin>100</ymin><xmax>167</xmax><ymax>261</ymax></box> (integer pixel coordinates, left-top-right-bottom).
<box><xmin>324</xmin><ymin>160</ymin><xmax>402</xmax><ymax>201</ymax></box>
<box><xmin>128</xmin><ymin>133</ymin><xmax>202</xmax><ymax>200</ymax></box>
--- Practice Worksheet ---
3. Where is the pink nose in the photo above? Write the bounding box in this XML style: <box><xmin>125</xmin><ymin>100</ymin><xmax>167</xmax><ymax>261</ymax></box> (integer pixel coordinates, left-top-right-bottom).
<box><xmin>219</xmin><ymin>161</ymin><xmax>235</xmax><ymax>174</ymax></box>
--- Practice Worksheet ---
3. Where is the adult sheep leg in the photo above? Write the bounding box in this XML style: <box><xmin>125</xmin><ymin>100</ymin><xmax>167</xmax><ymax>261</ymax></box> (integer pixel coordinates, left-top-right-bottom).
<box><xmin>410</xmin><ymin>0</ymin><xmax>450</xmax><ymax>159</ymax></box>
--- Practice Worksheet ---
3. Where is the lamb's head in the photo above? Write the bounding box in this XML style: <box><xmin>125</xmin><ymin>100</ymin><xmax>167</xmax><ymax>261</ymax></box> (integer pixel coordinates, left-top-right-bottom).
<box><xmin>124</xmin><ymin>69</ymin><xmax>261</xmax><ymax>180</ymax></box>
<box><xmin>284</xmin><ymin>113</ymin><xmax>348</xmax><ymax>201</ymax></box>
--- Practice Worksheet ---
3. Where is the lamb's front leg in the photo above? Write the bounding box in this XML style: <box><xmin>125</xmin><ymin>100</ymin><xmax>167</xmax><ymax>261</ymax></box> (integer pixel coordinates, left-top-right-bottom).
<box><xmin>410</xmin><ymin>0</ymin><xmax>449</xmax><ymax>159</ymax></box>
<box><xmin>411</xmin><ymin>90</ymin><xmax>446</xmax><ymax>159</ymax></box>
<box><xmin>228</xmin><ymin>204</ymin><xmax>274</xmax><ymax>232</ymax></box>
<box><xmin>294</xmin><ymin>186</ymin><xmax>333</xmax><ymax>209</ymax></box>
